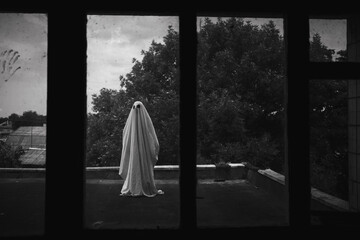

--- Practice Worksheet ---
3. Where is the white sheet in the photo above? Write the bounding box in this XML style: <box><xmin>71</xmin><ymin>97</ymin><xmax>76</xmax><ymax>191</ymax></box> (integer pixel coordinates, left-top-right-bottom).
<box><xmin>119</xmin><ymin>101</ymin><xmax>162</xmax><ymax>197</ymax></box>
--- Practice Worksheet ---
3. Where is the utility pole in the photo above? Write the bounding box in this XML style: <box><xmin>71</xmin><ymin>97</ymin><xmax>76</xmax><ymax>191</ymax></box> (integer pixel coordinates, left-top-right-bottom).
<box><xmin>30</xmin><ymin>126</ymin><xmax>32</xmax><ymax>148</ymax></box>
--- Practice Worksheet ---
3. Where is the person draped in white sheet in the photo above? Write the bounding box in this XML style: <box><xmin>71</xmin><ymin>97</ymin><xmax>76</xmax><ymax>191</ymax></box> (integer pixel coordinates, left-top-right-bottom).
<box><xmin>119</xmin><ymin>101</ymin><xmax>164</xmax><ymax>197</ymax></box>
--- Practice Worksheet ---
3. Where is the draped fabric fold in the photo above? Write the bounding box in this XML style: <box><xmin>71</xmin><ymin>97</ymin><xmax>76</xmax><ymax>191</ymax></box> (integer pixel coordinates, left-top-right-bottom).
<box><xmin>119</xmin><ymin>101</ymin><xmax>162</xmax><ymax>197</ymax></box>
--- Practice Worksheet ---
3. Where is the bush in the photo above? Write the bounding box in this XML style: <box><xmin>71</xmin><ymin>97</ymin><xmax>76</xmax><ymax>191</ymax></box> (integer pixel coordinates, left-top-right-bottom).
<box><xmin>86</xmin><ymin>138</ymin><xmax>121</xmax><ymax>167</ymax></box>
<box><xmin>208</xmin><ymin>134</ymin><xmax>282</xmax><ymax>173</ymax></box>
<box><xmin>243</xmin><ymin>134</ymin><xmax>280</xmax><ymax>171</ymax></box>
<box><xmin>0</xmin><ymin>141</ymin><xmax>24</xmax><ymax>168</ymax></box>
<box><xmin>310</xmin><ymin>151</ymin><xmax>348</xmax><ymax>200</ymax></box>
<box><xmin>210</xmin><ymin>141</ymin><xmax>244</xmax><ymax>164</ymax></box>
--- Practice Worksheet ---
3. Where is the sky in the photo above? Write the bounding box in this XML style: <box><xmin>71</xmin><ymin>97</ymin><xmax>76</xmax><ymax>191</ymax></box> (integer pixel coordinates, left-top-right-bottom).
<box><xmin>309</xmin><ymin>19</ymin><xmax>347</xmax><ymax>56</ymax></box>
<box><xmin>0</xmin><ymin>13</ymin><xmax>47</xmax><ymax>118</ymax></box>
<box><xmin>0</xmin><ymin>14</ymin><xmax>346</xmax><ymax>117</ymax></box>
<box><xmin>87</xmin><ymin>15</ymin><xmax>179</xmax><ymax>113</ymax></box>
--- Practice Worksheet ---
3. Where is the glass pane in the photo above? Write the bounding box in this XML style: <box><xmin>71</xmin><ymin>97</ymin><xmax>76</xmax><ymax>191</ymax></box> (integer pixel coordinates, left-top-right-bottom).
<box><xmin>310</xmin><ymin>79</ymin><xmax>360</xmax><ymax>226</ymax></box>
<box><xmin>196</xmin><ymin>17</ymin><xmax>287</xmax><ymax>227</ymax></box>
<box><xmin>85</xmin><ymin>15</ymin><xmax>179</xmax><ymax>229</ymax></box>
<box><xmin>0</xmin><ymin>13</ymin><xmax>47</xmax><ymax>237</ymax></box>
<box><xmin>309</xmin><ymin>19</ymin><xmax>347</xmax><ymax>62</ymax></box>
<box><xmin>309</xmin><ymin>79</ymin><xmax>352</xmax><ymax>225</ymax></box>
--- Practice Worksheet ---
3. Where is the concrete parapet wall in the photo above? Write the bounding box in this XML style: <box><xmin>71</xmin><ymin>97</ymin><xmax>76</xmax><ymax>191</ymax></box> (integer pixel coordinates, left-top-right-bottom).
<box><xmin>85</xmin><ymin>163</ymin><xmax>247</xmax><ymax>180</ymax></box>
<box><xmin>245</xmin><ymin>168</ymin><xmax>350</xmax><ymax>212</ymax></box>
<box><xmin>311</xmin><ymin>187</ymin><xmax>349</xmax><ymax>212</ymax></box>
<box><xmin>246</xmin><ymin>168</ymin><xmax>287</xmax><ymax>203</ymax></box>
<box><xmin>0</xmin><ymin>163</ymin><xmax>247</xmax><ymax>180</ymax></box>
<box><xmin>0</xmin><ymin>168</ymin><xmax>46</xmax><ymax>178</ymax></box>
<box><xmin>0</xmin><ymin>164</ymin><xmax>350</xmax><ymax>212</ymax></box>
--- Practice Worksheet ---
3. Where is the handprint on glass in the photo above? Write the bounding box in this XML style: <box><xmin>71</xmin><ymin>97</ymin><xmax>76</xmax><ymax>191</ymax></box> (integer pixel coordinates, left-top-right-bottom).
<box><xmin>0</xmin><ymin>49</ymin><xmax>21</xmax><ymax>85</ymax></box>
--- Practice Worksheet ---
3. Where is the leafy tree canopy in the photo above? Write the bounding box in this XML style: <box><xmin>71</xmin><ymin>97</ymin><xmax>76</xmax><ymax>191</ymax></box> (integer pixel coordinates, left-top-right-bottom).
<box><xmin>87</xmin><ymin>17</ymin><xmax>347</xmax><ymax>182</ymax></box>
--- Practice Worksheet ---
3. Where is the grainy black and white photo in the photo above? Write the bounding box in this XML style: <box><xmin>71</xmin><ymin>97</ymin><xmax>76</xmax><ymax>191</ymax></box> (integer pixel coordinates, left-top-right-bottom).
<box><xmin>0</xmin><ymin>13</ymin><xmax>47</xmax><ymax>237</ymax></box>
<box><xmin>1</xmin><ymin>10</ymin><xmax>359</xmax><ymax>236</ymax></box>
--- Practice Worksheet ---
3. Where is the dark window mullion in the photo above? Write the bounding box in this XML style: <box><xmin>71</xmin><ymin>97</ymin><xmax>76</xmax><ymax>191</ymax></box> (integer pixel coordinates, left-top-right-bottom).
<box><xmin>45</xmin><ymin>10</ymin><xmax>86</xmax><ymax>237</ymax></box>
<box><xmin>308</xmin><ymin>62</ymin><xmax>360</xmax><ymax>79</ymax></box>
<box><xmin>285</xmin><ymin>12</ymin><xmax>311</xmax><ymax>228</ymax></box>
<box><xmin>179</xmin><ymin>13</ymin><xmax>197</xmax><ymax>230</ymax></box>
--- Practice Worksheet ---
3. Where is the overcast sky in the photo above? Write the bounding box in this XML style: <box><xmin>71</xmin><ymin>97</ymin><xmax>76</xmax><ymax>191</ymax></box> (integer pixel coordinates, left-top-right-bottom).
<box><xmin>309</xmin><ymin>19</ymin><xmax>347</xmax><ymax>54</ymax></box>
<box><xmin>0</xmin><ymin>14</ymin><xmax>346</xmax><ymax>118</ymax></box>
<box><xmin>87</xmin><ymin>15</ymin><xmax>179</xmax><ymax>113</ymax></box>
<box><xmin>0</xmin><ymin>13</ymin><xmax>47</xmax><ymax>118</ymax></box>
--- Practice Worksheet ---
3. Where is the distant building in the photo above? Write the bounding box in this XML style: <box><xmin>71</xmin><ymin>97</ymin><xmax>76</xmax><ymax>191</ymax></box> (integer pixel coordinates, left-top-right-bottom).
<box><xmin>6</xmin><ymin>125</ymin><xmax>46</xmax><ymax>166</ymax></box>
<box><xmin>6</xmin><ymin>125</ymin><xmax>46</xmax><ymax>149</ymax></box>
<box><xmin>0</xmin><ymin>120</ymin><xmax>13</xmax><ymax>142</ymax></box>
<box><xmin>18</xmin><ymin>148</ymin><xmax>46</xmax><ymax>166</ymax></box>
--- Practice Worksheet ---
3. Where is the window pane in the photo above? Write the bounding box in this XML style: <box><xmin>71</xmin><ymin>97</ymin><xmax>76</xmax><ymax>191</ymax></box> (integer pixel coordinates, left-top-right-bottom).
<box><xmin>309</xmin><ymin>19</ymin><xmax>347</xmax><ymax>62</ymax></box>
<box><xmin>309</xmin><ymin>79</ymin><xmax>349</xmax><ymax>218</ymax></box>
<box><xmin>85</xmin><ymin>15</ymin><xmax>179</xmax><ymax>229</ymax></box>
<box><xmin>196</xmin><ymin>16</ymin><xmax>287</xmax><ymax>227</ymax></box>
<box><xmin>0</xmin><ymin>13</ymin><xmax>47</xmax><ymax>237</ymax></box>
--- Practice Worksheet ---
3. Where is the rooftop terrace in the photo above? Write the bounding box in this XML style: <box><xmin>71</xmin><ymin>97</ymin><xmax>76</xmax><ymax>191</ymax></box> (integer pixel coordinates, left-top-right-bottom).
<box><xmin>0</xmin><ymin>164</ymin><xmax>355</xmax><ymax>237</ymax></box>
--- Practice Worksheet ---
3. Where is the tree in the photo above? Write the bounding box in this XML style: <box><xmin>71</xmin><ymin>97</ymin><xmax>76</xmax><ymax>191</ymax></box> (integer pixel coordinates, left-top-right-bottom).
<box><xmin>9</xmin><ymin>111</ymin><xmax>46</xmax><ymax>130</ymax></box>
<box><xmin>336</xmin><ymin>49</ymin><xmax>347</xmax><ymax>62</ymax></box>
<box><xmin>0</xmin><ymin>141</ymin><xmax>24</xmax><ymax>168</ymax></box>
<box><xmin>309</xmin><ymin>79</ymin><xmax>348</xmax><ymax>200</ymax></box>
<box><xmin>87</xmin><ymin>26</ymin><xmax>179</xmax><ymax>167</ymax></box>
<box><xmin>0</xmin><ymin>117</ymin><xmax>8</xmax><ymax>125</ymax></box>
<box><xmin>310</xmin><ymin>33</ymin><xmax>335</xmax><ymax>62</ymax></box>
<box><xmin>197</xmin><ymin>17</ymin><xmax>285</xmax><ymax>171</ymax></box>
<box><xmin>86</xmin><ymin>89</ymin><xmax>133</xmax><ymax>166</ymax></box>
<box><xmin>8</xmin><ymin>113</ymin><xmax>20</xmax><ymax>123</ymax></box>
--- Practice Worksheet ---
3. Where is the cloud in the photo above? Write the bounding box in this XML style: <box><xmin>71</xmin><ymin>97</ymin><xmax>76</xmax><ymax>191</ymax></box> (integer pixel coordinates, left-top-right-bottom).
<box><xmin>86</xmin><ymin>15</ymin><xmax>179</xmax><ymax>113</ymax></box>
<box><xmin>86</xmin><ymin>36</ymin><xmax>144</xmax><ymax>94</ymax></box>
<box><xmin>309</xmin><ymin>19</ymin><xmax>346</xmax><ymax>51</ymax></box>
<box><xmin>23</xmin><ymin>14</ymin><xmax>48</xmax><ymax>30</ymax></box>
<box><xmin>0</xmin><ymin>14</ymin><xmax>47</xmax><ymax>49</ymax></box>
<box><xmin>87</xmin><ymin>15</ymin><xmax>178</xmax><ymax>45</ymax></box>
<box><xmin>120</xmin><ymin>16</ymin><xmax>178</xmax><ymax>43</ymax></box>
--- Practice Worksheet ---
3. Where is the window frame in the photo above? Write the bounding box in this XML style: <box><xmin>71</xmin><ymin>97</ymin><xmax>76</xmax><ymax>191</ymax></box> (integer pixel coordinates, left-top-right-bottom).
<box><xmin>42</xmin><ymin>8</ymin><xmax>360</xmax><ymax>239</ymax></box>
<box><xmin>308</xmin><ymin>14</ymin><xmax>360</xmax><ymax>224</ymax></box>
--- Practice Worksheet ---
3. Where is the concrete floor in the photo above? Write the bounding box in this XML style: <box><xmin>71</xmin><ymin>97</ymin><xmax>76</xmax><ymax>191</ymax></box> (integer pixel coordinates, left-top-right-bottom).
<box><xmin>0</xmin><ymin>178</ymin><xmax>288</xmax><ymax>237</ymax></box>
<box><xmin>85</xmin><ymin>179</ymin><xmax>180</xmax><ymax>229</ymax></box>
<box><xmin>85</xmin><ymin>179</ymin><xmax>288</xmax><ymax>229</ymax></box>
<box><xmin>196</xmin><ymin>179</ymin><xmax>288</xmax><ymax>228</ymax></box>
<box><xmin>0</xmin><ymin>178</ymin><xmax>45</xmax><ymax>237</ymax></box>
